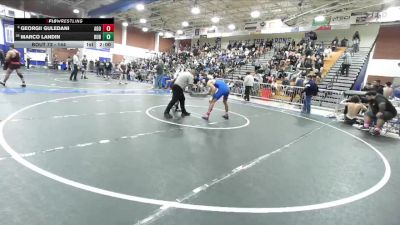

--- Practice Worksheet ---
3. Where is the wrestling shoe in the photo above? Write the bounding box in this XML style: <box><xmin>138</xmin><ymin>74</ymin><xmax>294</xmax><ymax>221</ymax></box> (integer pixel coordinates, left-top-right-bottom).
<box><xmin>181</xmin><ymin>112</ymin><xmax>191</xmax><ymax>117</ymax></box>
<box><xmin>164</xmin><ymin>113</ymin><xmax>173</xmax><ymax>119</ymax></box>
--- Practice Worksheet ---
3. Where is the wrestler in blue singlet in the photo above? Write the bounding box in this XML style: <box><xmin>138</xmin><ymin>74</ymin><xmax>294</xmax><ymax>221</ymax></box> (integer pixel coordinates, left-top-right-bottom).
<box><xmin>213</xmin><ymin>79</ymin><xmax>230</xmax><ymax>100</ymax></box>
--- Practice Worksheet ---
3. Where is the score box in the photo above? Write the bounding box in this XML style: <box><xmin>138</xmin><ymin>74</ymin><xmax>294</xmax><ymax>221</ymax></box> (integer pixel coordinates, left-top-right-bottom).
<box><xmin>103</xmin><ymin>32</ymin><xmax>114</xmax><ymax>41</ymax></box>
<box><xmin>102</xmin><ymin>24</ymin><xmax>114</xmax><ymax>32</ymax></box>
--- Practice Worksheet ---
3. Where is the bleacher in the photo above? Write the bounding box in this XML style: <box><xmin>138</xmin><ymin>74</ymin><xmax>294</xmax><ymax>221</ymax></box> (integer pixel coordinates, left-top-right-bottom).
<box><xmin>311</xmin><ymin>46</ymin><xmax>372</xmax><ymax>108</ymax></box>
<box><xmin>319</xmin><ymin>47</ymin><xmax>371</xmax><ymax>92</ymax></box>
<box><xmin>229</xmin><ymin>50</ymin><xmax>274</xmax><ymax>79</ymax></box>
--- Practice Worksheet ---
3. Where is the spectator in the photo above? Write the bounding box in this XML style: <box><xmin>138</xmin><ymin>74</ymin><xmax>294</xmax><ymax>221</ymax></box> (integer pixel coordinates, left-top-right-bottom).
<box><xmin>104</xmin><ymin>59</ymin><xmax>112</xmax><ymax>80</ymax></box>
<box><xmin>324</xmin><ymin>45</ymin><xmax>332</xmax><ymax>58</ymax></box>
<box><xmin>0</xmin><ymin>49</ymin><xmax>5</xmax><ymax>68</ymax></box>
<box><xmin>295</xmin><ymin>75</ymin><xmax>305</xmax><ymax>87</ymax></box>
<box><xmin>95</xmin><ymin>59</ymin><xmax>100</xmax><ymax>76</ymax></box>
<box><xmin>362</xmin><ymin>82</ymin><xmax>373</xmax><ymax>91</ymax></box>
<box><xmin>44</xmin><ymin>54</ymin><xmax>48</xmax><ymax>68</ymax></box>
<box><xmin>301</xmin><ymin>75</ymin><xmax>318</xmax><ymax>114</ymax></box>
<box><xmin>80</xmin><ymin>55</ymin><xmax>88</xmax><ymax>79</ymax></box>
<box><xmin>155</xmin><ymin>60</ymin><xmax>164</xmax><ymax>89</ymax></box>
<box><xmin>304</xmin><ymin>56</ymin><xmax>313</xmax><ymax>69</ymax></box>
<box><xmin>315</xmin><ymin>73</ymin><xmax>322</xmax><ymax>84</ymax></box>
<box><xmin>98</xmin><ymin>59</ymin><xmax>105</xmax><ymax>77</ymax></box>
<box><xmin>315</xmin><ymin>55</ymin><xmax>324</xmax><ymax>73</ymax></box>
<box><xmin>219</xmin><ymin>62</ymin><xmax>225</xmax><ymax>74</ymax></box>
<box><xmin>67</xmin><ymin>56</ymin><xmax>72</xmax><ymax>71</ymax></box>
<box><xmin>25</xmin><ymin>51</ymin><xmax>31</xmax><ymax>70</ymax></box>
<box><xmin>332</xmin><ymin>37</ymin><xmax>339</xmax><ymax>51</ymax></box>
<box><xmin>119</xmin><ymin>58</ymin><xmax>128</xmax><ymax>85</ymax></box>
<box><xmin>243</xmin><ymin>72</ymin><xmax>255</xmax><ymax>101</ymax></box>
<box><xmin>372</xmin><ymin>80</ymin><xmax>384</xmax><ymax>95</ymax></box>
<box><xmin>340</xmin><ymin>37</ymin><xmax>349</xmax><ymax>47</ymax></box>
<box><xmin>383</xmin><ymin>82</ymin><xmax>394</xmax><ymax>99</ymax></box>
<box><xmin>282</xmin><ymin>77</ymin><xmax>290</xmax><ymax>86</ymax></box>
<box><xmin>341</xmin><ymin>50</ymin><xmax>352</xmax><ymax>76</ymax></box>
<box><xmin>352</xmin><ymin>31</ymin><xmax>360</xmax><ymax>53</ymax></box>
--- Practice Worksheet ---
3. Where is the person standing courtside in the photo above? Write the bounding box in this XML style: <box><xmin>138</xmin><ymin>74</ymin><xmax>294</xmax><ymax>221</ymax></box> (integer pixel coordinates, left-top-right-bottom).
<box><xmin>243</xmin><ymin>72</ymin><xmax>254</xmax><ymax>101</ymax></box>
<box><xmin>0</xmin><ymin>49</ymin><xmax>5</xmax><ymax>67</ymax></box>
<box><xmin>25</xmin><ymin>50</ymin><xmax>31</xmax><ymax>70</ymax></box>
<box><xmin>80</xmin><ymin>55</ymin><xmax>88</xmax><ymax>79</ymax></box>
<box><xmin>155</xmin><ymin>60</ymin><xmax>164</xmax><ymax>89</ymax></box>
<box><xmin>0</xmin><ymin>44</ymin><xmax>26</xmax><ymax>87</ymax></box>
<box><xmin>118</xmin><ymin>58</ymin><xmax>128</xmax><ymax>85</ymax></box>
<box><xmin>164</xmin><ymin>69</ymin><xmax>194</xmax><ymax>119</ymax></box>
<box><xmin>301</xmin><ymin>75</ymin><xmax>318</xmax><ymax>114</ymax></box>
<box><xmin>361</xmin><ymin>91</ymin><xmax>397</xmax><ymax>136</ymax></box>
<box><xmin>69</xmin><ymin>51</ymin><xmax>80</xmax><ymax>81</ymax></box>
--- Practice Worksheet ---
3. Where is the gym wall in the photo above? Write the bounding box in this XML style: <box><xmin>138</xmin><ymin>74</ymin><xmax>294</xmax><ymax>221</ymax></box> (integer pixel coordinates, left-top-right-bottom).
<box><xmin>365</xmin><ymin>24</ymin><xmax>400</xmax><ymax>79</ymax></box>
<box><xmin>52</xmin><ymin>48</ymin><xmax>78</xmax><ymax>61</ymax></box>
<box><xmin>126</xmin><ymin>26</ymin><xmax>155</xmax><ymax>51</ymax></box>
<box><xmin>373</xmin><ymin>24</ymin><xmax>400</xmax><ymax>59</ymax></box>
<box><xmin>159</xmin><ymin>38</ymin><xmax>175</xmax><ymax>52</ymax></box>
<box><xmin>114</xmin><ymin>23</ymin><xmax>123</xmax><ymax>44</ymax></box>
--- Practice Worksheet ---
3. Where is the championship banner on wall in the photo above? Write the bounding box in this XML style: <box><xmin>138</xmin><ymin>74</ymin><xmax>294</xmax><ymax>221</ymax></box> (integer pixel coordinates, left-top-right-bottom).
<box><xmin>351</xmin><ymin>12</ymin><xmax>381</xmax><ymax>24</ymax></box>
<box><xmin>316</xmin><ymin>25</ymin><xmax>331</xmax><ymax>30</ymax></box>
<box><xmin>366</xmin><ymin>7</ymin><xmax>400</xmax><ymax>23</ymax></box>
<box><xmin>199</xmin><ymin>28</ymin><xmax>208</xmax><ymax>35</ymax></box>
<box><xmin>351</xmin><ymin>7</ymin><xmax>400</xmax><ymax>24</ymax></box>
<box><xmin>194</xmin><ymin>27</ymin><xmax>208</xmax><ymax>37</ymax></box>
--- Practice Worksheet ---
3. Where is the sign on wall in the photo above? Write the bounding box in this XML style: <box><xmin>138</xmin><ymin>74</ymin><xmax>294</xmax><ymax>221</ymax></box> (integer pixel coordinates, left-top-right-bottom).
<box><xmin>351</xmin><ymin>7</ymin><xmax>400</xmax><ymax>24</ymax></box>
<box><xmin>4</xmin><ymin>24</ymin><xmax>14</xmax><ymax>43</ymax></box>
<box><xmin>1</xmin><ymin>19</ymin><xmax>14</xmax><ymax>45</ymax></box>
<box><xmin>330</xmin><ymin>14</ymin><xmax>352</xmax><ymax>26</ymax></box>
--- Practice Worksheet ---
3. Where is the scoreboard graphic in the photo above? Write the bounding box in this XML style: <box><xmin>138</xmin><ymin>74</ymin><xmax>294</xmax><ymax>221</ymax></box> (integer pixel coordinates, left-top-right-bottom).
<box><xmin>14</xmin><ymin>18</ymin><xmax>114</xmax><ymax>49</ymax></box>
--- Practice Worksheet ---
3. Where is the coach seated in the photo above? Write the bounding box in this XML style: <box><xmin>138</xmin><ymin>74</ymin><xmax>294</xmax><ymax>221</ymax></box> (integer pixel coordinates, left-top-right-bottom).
<box><xmin>361</xmin><ymin>91</ymin><xmax>398</xmax><ymax>136</ymax></box>
<box><xmin>343</xmin><ymin>96</ymin><xmax>367</xmax><ymax>125</ymax></box>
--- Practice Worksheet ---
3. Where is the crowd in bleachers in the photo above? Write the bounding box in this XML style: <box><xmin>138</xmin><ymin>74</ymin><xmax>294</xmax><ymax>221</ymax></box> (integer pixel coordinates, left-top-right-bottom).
<box><xmin>81</xmin><ymin>37</ymin><xmax>273</xmax><ymax>87</ymax></box>
<box><xmin>60</xmin><ymin>30</ymin><xmax>362</xmax><ymax>93</ymax></box>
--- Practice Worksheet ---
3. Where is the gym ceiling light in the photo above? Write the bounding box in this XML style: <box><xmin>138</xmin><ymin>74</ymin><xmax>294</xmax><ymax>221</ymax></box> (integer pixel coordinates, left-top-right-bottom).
<box><xmin>191</xmin><ymin>6</ymin><xmax>200</xmax><ymax>15</ymax></box>
<box><xmin>251</xmin><ymin>10</ymin><xmax>260</xmax><ymax>18</ymax></box>
<box><xmin>315</xmin><ymin>15</ymin><xmax>325</xmax><ymax>22</ymax></box>
<box><xmin>211</xmin><ymin>16</ymin><xmax>220</xmax><ymax>23</ymax></box>
<box><xmin>136</xmin><ymin>3</ymin><xmax>145</xmax><ymax>11</ymax></box>
<box><xmin>182</xmin><ymin>21</ymin><xmax>189</xmax><ymax>27</ymax></box>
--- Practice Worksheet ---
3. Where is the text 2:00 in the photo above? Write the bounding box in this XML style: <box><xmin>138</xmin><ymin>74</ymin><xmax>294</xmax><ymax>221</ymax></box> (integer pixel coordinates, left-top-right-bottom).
<box><xmin>99</xmin><ymin>42</ymin><xmax>112</xmax><ymax>47</ymax></box>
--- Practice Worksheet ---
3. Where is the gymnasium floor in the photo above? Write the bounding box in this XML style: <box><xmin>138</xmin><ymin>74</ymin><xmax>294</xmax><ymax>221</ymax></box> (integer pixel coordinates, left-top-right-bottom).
<box><xmin>0</xmin><ymin>69</ymin><xmax>399</xmax><ymax>225</ymax></box>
